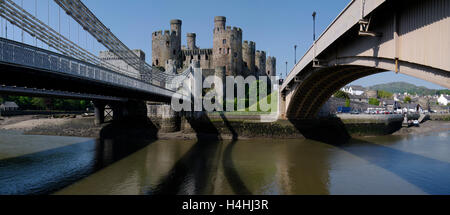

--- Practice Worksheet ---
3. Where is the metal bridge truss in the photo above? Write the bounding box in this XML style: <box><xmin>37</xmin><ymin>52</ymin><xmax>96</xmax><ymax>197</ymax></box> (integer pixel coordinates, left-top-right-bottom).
<box><xmin>0</xmin><ymin>0</ymin><xmax>140</xmax><ymax>78</ymax></box>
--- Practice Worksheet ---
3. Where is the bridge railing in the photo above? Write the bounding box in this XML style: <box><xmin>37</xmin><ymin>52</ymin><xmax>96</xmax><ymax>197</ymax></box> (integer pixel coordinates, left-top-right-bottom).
<box><xmin>0</xmin><ymin>38</ymin><xmax>175</xmax><ymax>98</ymax></box>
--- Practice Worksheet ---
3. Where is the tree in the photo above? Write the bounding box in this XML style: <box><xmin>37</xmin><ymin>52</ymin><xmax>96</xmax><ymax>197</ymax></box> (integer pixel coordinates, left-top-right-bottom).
<box><xmin>345</xmin><ymin>98</ymin><xmax>350</xmax><ymax>107</ymax></box>
<box><xmin>404</xmin><ymin>96</ymin><xmax>412</xmax><ymax>103</ymax></box>
<box><xmin>377</xmin><ymin>90</ymin><xmax>393</xmax><ymax>99</ymax></box>
<box><xmin>334</xmin><ymin>90</ymin><xmax>349</xmax><ymax>99</ymax></box>
<box><xmin>369</xmin><ymin>98</ymin><xmax>380</xmax><ymax>106</ymax></box>
<box><xmin>31</xmin><ymin>98</ymin><xmax>46</xmax><ymax>110</ymax></box>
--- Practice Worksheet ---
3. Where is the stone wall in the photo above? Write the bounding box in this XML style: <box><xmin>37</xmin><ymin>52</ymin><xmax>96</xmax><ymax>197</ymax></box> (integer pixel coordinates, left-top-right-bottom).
<box><xmin>99</xmin><ymin>49</ymin><xmax>145</xmax><ymax>78</ymax></box>
<box><xmin>182</xmin><ymin>49</ymin><xmax>213</xmax><ymax>70</ymax></box>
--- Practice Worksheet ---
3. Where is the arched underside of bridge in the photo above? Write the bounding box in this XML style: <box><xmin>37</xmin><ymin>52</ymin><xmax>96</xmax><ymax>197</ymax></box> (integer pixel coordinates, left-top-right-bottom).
<box><xmin>285</xmin><ymin>57</ymin><xmax>450</xmax><ymax>119</ymax></box>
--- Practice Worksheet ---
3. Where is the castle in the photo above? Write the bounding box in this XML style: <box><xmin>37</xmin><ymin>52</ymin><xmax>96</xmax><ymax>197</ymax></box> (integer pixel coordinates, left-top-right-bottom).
<box><xmin>152</xmin><ymin>16</ymin><xmax>276</xmax><ymax>77</ymax></box>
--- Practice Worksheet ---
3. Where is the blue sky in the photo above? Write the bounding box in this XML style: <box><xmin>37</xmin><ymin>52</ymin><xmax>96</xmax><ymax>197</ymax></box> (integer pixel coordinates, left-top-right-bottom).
<box><xmin>3</xmin><ymin>0</ymin><xmax>444</xmax><ymax>89</ymax></box>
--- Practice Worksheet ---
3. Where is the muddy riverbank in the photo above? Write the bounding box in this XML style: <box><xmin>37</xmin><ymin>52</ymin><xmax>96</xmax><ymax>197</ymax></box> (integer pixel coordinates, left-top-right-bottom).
<box><xmin>1</xmin><ymin>114</ymin><xmax>449</xmax><ymax>140</ymax></box>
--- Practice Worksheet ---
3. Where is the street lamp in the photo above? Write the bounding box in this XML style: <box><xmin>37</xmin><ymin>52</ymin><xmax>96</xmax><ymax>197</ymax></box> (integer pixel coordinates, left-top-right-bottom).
<box><xmin>312</xmin><ymin>11</ymin><xmax>319</xmax><ymax>67</ymax></box>
<box><xmin>285</xmin><ymin>61</ymin><xmax>288</xmax><ymax>78</ymax></box>
<box><xmin>294</xmin><ymin>45</ymin><xmax>297</xmax><ymax>65</ymax></box>
<box><xmin>312</xmin><ymin>11</ymin><xmax>316</xmax><ymax>42</ymax></box>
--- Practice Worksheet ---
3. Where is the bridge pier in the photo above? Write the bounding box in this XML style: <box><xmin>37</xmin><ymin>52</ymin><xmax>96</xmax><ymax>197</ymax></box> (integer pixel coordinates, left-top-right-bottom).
<box><xmin>93</xmin><ymin>101</ymin><xmax>106</xmax><ymax>125</ymax></box>
<box><xmin>147</xmin><ymin>103</ymin><xmax>181</xmax><ymax>132</ymax></box>
<box><xmin>94</xmin><ymin>100</ymin><xmax>148</xmax><ymax>125</ymax></box>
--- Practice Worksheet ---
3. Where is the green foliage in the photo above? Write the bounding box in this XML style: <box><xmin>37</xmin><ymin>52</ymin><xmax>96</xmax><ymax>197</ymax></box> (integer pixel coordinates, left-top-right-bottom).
<box><xmin>437</xmin><ymin>89</ymin><xmax>450</xmax><ymax>95</ymax></box>
<box><xmin>4</xmin><ymin>96</ymin><xmax>91</xmax><ymax>111</ymax></box>
<box><xmin>404</xmin><ymin>96</ymin><xmax>412</xmax><ymax>103</ymax></box>
<box><xmin>31</xmin><ymin>98</ymin><xmax>46</xmax><ymax>110</ymax></box>
<box><xmin>0</xmin><ymin>96</ymin><xmax>3</xmax><ymax>104</ymax></box>
<box><xmin>334</xmin><ymin>90</ymin><xmax>349</xmax><ymax>99</ymax></box>
<box><xmin>377</xmin><ymin>90</ymin><xmax>393</xmax><ymax>99</ymax></box>
<box><xmin>369</xmin><ymin>98</ymin><xmax>380</xmax><ymax>106</ymax></box>
<box><xmin>345</xmin><ymin>98</ymin><xmax>350</xmax><ymax>107</ymax></box>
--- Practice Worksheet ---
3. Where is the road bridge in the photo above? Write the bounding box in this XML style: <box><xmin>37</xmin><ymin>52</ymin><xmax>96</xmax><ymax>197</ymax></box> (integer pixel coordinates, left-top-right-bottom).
<box><xmin>281</xmin><ymin>0</ymin><xmax>450</xmax><ymax>119</ymax></box>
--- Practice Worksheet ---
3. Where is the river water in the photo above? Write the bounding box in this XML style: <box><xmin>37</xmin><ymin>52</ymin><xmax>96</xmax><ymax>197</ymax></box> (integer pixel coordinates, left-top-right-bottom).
<box><xmin>0</xmin><ymin>127</ymin><xmax>449</xmax><ymax>195</ymax></box>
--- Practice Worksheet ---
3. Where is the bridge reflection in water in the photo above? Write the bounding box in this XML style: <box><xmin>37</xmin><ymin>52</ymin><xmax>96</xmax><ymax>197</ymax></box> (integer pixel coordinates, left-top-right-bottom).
<box><xmin>1</xmin><ymin>128</ymin><xmax>449</xmax><ymax>195</ymax></box>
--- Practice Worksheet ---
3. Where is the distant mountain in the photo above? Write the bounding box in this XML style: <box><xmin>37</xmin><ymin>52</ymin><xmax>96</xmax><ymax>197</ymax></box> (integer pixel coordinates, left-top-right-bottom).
<box><xmin>368</xmin><ymin>82</ymin><xmax>449</xmax><ymax>96</ymax></box>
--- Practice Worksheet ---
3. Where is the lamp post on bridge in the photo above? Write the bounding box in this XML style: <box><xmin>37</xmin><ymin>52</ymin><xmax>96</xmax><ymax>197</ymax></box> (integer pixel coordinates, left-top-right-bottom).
<box><xmin>294</xmin><ymin>45</ymin><xmax>297</xmax><ymax>65</ymax></box>
<box><xmin>312</xmin><ymin>11</ymin><xmax>316</xmax><ymax>42</ymax></box>
<box><xmin>285</xmin><ymin>61</ymin><xmax>288</xmax><ymax>79</ymax></box>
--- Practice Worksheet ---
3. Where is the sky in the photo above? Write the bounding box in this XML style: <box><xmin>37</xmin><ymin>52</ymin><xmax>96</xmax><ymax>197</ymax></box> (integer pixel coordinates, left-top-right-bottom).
<box><xmin>2</xmin><ymin>0</ymin><xmax>445</xmax><ymax>89</ymax></box>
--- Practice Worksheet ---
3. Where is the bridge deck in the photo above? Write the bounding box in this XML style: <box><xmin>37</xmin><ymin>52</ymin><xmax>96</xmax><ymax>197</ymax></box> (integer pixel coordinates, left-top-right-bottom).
<box><xmin>0</xmin><ymin>38</ymin><xmax>180</xmax><ymax>101</ymax></box>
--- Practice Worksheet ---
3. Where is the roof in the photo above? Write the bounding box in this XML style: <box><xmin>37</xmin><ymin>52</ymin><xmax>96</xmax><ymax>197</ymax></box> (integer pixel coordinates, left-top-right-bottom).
<box><xmin>348</xmin><ymin>85</ymin><xmax>366</xmax><ymax>91</ymax></box>
<box><xmin>406</xmin><ymin>103</ymin><xmax>420</xmax><ymax>109</ymax></box>
<box><xmin>383</xmin><ymin>100</ymin><xmax>396</xmax><ymax>105</ymax></box>
<box><xmin>0</xmin><ymin>101</ymin><xmax>19</xmax><ymax>108</ymax></box>
<box><xmin>348</xmin><ymin>94</ymin><xmax>365</xmax><ymax>99</ymax></box>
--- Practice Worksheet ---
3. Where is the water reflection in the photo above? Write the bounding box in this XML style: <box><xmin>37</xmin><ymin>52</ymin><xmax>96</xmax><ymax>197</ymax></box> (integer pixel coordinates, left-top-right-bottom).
<box><xmin>222</xmin><ymin>141</ymin><xmax>251</xmax><ymax>195</ymax></box>
<box><xmin>0</xmin><ymin>135</ymin><xmax>153</xmax><ymax>195</ymax></box>
<box><xmin>340</xmin><ymin>137</ymin><xmax>450</xmax><ymax>195</ymax></box>
<box><xmin>148</xmin><ymin>141</ymin><xmax>222</xmax><ymax>195</ymax></box>
<box><xmin>1</xmin><ymin>129</ymin><xmax>449</xmax><ymax>195</ymax></box>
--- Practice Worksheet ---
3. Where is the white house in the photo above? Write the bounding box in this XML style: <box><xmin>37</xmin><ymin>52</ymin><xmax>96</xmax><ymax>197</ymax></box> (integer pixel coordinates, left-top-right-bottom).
<box><xmin>341</xmin><ymin>85</ymin><xmax>366</xmax><ymax>96</ymax></box>
<box><xmin>438</xmin><ymin>94</ymin><xmax>449</xmax><ymax>106</ymax></box>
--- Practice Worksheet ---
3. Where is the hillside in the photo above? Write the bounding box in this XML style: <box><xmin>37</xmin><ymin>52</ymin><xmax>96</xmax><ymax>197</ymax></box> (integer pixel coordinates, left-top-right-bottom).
<box><xmin>368</xmin><ymin>82</ymin><xmax>449</xmax><ymax>95</ymax></box>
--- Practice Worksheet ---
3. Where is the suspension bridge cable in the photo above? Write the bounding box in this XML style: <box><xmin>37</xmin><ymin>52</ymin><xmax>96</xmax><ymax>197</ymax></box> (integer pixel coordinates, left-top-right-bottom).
<box><xmin>35</xmin><ymin>0</ymin><xmax>37</xmax><ymax>46</ymax></box>
<box><xmin>48</xmin><ymin>0</ymin><xmax>50</xmax><ymax>50</ymax></box>
<box><xmin>21</xmin><ymin>0</ymin><xmax>23</xmax><ymax>43</ymax></box>
<box><xmin>1</xmin><ymin>12</ymin><xmax>3</xmax><ymax>37</ymax></box>
<box><xmin>58</xmin><ymin>5</ymin><xmax>61</xmax><ymax>48</ymax></box>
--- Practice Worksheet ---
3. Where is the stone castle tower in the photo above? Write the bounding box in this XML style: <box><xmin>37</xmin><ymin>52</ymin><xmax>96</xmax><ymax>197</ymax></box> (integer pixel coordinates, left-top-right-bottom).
<box><xmin>212</xmin><ymin>16</ymin><xmax>243</xmax><ymax>76</ymax></box>
<box><xmin>266</xmin><ymin>56</ymin><xmax>276</xmax><ymax>77</ymax></box>
<box><xmin>186</xmin><ymin>33</ymin><xmax>197</xmax><ymax>50</ymax></box>
<box><xmin>151</xmin><ymin>19</ymin><xmax>182</xmax><ymax>68</ymax></box>
<box><xmin>242</xmin><ymin>40</ymin><xmax>256</xmax><ymax>76</ymax></box>
<box><xmin>255</xmin><ymin>50</ymin><xmax>266</xmax><ymax>76</ymax></box>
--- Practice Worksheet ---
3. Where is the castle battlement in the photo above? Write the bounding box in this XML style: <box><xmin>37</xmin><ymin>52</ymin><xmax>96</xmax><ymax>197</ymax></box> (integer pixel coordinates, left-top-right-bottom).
<box><xmin>152</xmin><ymin>30</ymin><xmax>177</xmax><ymax>39</ymax></box>
<box><xmin>216</xmin><ymin>26</ymin><xmax>243</xmax><ymax>35</ymax></box>
<box><xmin>244</xmin><ymin>40</ymin><xmax>256</xmax><ymax>46</ymax></box>
<box><xmin>182</xmin><ymin>48</ymin><xmax>213</xmax><ymax>56</ymax></box>
<box><xmin>256</xmin><ymin>50</ymin><xmax>266</xmax><ymax>55</ymax></box>
<box><xmin>243</xmin><ymin>40</ymin><xmax>256</xmax><ymax>48</ymax></box>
